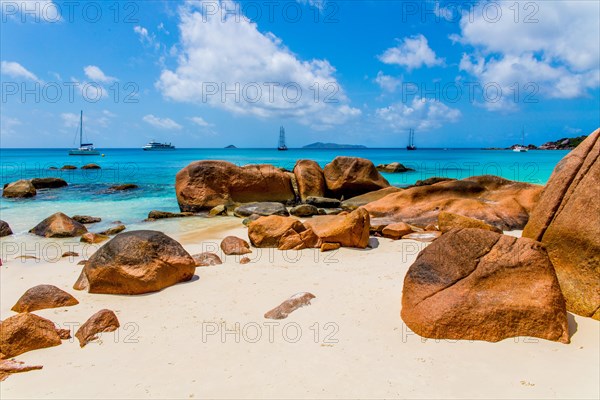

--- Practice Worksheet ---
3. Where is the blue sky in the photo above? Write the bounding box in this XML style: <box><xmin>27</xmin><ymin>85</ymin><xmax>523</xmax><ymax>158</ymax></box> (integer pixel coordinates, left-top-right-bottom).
<box><xmin>1</xmin><ymin>0</ymin><xmax>599</xmax><ymax>148</ymax></box>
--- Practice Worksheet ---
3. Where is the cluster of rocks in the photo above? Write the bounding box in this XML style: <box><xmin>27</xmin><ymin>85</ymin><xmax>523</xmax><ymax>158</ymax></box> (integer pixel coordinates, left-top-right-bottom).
<box><xmin>2</xmin><ymin>177</ymin><xmax>67</xmax><ymax>198</ymax></box>
<box><xmin>175</xmin><ymin>157</ymin><xmax>391</xmax><ymax>212</ymax></box>
<box><xmin>0</xmin><ymin>283</ymin><xmax>120</xmax><ymax>380</ymax></box>
<box><xmin>400</xmin><ymin>128</ymin><xmax>599</xmax><ymax>345</ymax></box>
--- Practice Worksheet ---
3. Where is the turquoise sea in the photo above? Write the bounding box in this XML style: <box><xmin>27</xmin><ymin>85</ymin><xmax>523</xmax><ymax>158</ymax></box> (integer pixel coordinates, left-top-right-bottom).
<box><xmin>0</xmin><ymin>148</ymin><xmax>568</xmax><ymax>234</ymax></box>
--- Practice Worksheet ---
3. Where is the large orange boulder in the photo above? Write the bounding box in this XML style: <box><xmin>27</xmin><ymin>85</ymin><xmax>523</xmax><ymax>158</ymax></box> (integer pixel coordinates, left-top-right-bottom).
<box><xmin>293</xmin><ymin>160</ymin><xmax>326</xmax><ymax>201</ymax></box>
<box><xmin>73</xmin><ymin>230</ymin><xmax>196</xmax><ymax>295</ymax></box>
<box><xmin>11</xmin><ymin>285</ymin><xmax>79</xmax><ymax>313</ymax></box>
<box><xmin>176</xmin><ymin>161</ymin><xmax>295</xmax><ymax>211</ymax></box>
<box><xmin>438</xmin><ymin>211</ymin><xmax>502</xmax><ymax>233</ymax></box>
<box><xmin>248</xmin><ymin>216</ymin><xmax>305</xmax><ymax>248</ymax></box>
<box><xmin>29</xmin><ymin>212</ymin><xmax>88</xmax><ymax>238</ymax></box>
<box><xmin>341</xmin><ymin>187</ymin><xmax>402</xmax><ymax>210</ymax></box>
<box><xmin>303</xmin><ymin>208</ymin><xmax>370</xmax><ymax>248</ymax></box>
<box><xmin>365</xmin><ymin>175</ymin><xmax>542</xmax><ymax>230</ymax></box>
<box><xmin>401</xmin><ymin>228</ymin><xmax>570</xmax><ymax>343</ymax></box>
<box><xmin>323</xmin><ymin>157</ymin><xmax>390</xmax><ymax>198</ymax></box>
<box><xmin>0</xmin><ymin>313</ymin><xmax>65</xmax><ymax>358</ymax></box>
<box><xmin>523</xmin><ymin>129</ymin><xmax>600</xmax><ymax>319</ymax></box>
<box><xmin>2</xmin><ymin>180</ymin><xmax>36</xmax><ymax>198</ymax></box>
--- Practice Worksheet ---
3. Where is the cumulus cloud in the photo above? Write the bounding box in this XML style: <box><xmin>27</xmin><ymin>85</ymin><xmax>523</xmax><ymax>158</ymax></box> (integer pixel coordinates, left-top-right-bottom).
<box><xmin>379</xmin><ymin>34</ymin><xmax>444</xmax><ymax>71</ymax></box>
<box><xmin>189</xmin><ymin>116</ymin><xmax>212</xmax><ymax>127</ymax></box>
<box><xmin>375</xmin><ymin>98</ymin><xmax>461</xmax><ymax>132</ymax></box>
<box><xmin>156</xmin><ymin>1</ymin><xmax>360</xmax><ymax>129</ymax></box>
<box><xmin>374</xmin><ymin>71</ymin><xmax>402</xmax><ymax>93</ymax></box>
<box><xmin>1</xmin><ymin>61</ymin><xmax>39</xmax><ymax>81</ymax></box>
<box><xmin>84</xmin><ymin>65</ymin><xmax>117</xmax><ymax>84</ymax></box>
<box><xmin>455</xmin><ymin>0</ymin><xmax>600</xmax><ymax>110</ymax></box>
<box><xmin>143</xmin><ymin>114</ymin><xmax>182</xmax><ymax>130</ymax></box>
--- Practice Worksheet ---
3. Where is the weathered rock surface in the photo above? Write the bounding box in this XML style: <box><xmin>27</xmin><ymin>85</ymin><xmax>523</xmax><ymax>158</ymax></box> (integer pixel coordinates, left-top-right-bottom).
<box><xmin>320</xmin><ymin>242</ymin><xmax>341</xmax><ymax>252</ymax></box>
<box><xmin>264</xmin><ymin>292</ymin><xmax>316</xmax><ymax>320</ymax></box>
<box><xmin>290</xmin><ymin>204</ymin><xmax>319</xmax><ymax>217</ymax></box>
<box><xmin>146</xmin><ymin>210</ymin><xmax>194</xmax><ymax>220</ymax></box>
<box><xmin>408</xmin><ymin>177</ymin><xmax>456</xmax><ymax>188</ymax></box>
<box><xmin>248</xmin><ymin>216</ymin><xmax>305</xmax><ymax>248</ymax></box>
<box><xmin>99</xmin><ymin>224</ymin><xmax>126</xmax><ymax>236</ymax></box>
<box><xmin>382</xmin><ymin>222</ymin><xmax>414</xmax><ymax>240</ymax></box>
<box><xmin>523</xmin><ymin>129</ymin><xmax>600</xmax><ymax>319</ymax></box>
<box><xmin>72</xmin><ymin>215</ymin><xmax>102</xmax><ymax>224</ymax></box>
<box><xmin>60</xmin><ymin>165</ymin><xmax>77</xmax><ymax>170</ymax></box>
<box><xmin>30</xmin><ymin>212</ymin><xmax>88</xmax><ymax>238</ymax></box>
<box><xmin>220</xmin><ymin>236</ymin><xmax>252</xmax><ymax>255</ymax></box>
<box><xmin>240</xmin><ymin>257</ymin><xmax>251</xmax><ymax>265</ymax></box>
<box><xmin>323</xmin><ymin>157</ymin><xmax>390</xmax><ymax>198</ymax></box>
<box><xmin>2</xmin><ymin>180</ymin><xmax>36</xmax><ymax>198</ymax></box>
<box><xmin>80</xmin><ymin>232</ymin><xmax>109</xmax><ymax>244</ymax></box>
<box><xmin>81</xmin><ymin>163</ymin><xmax>101</xmax><ymax>170</ymax></box>
<box><xmin>73</xmin><ymin>230</ymin><xmax>196</xmax><ymax>295</ymax></box>
<box><xmin>192</xmin><ymin>252</ymin><xmax>223</xmax><ymax>267</ymax></box>
<box><xmin>208</xmin><ymin>204</ymin><xmax>228</xmax><ymax>217</ymax></box>
<box><xmin>75</xmin><ymin>309</ymin><xmax>120</xmax><ymax>347</ymax></box>
<box><xmin>341</xmin><ymin>187</ymin><xmax>402</xmax><ymax>210</ymax></box>
<box><xmin>109</xmin><ymin>184</ymin><xmax>138</xmax><ymax>191</ymax></box>
<box><xmin>293</xmin><ymin>160</ymin><xmax>326</xmax><ymax>201</ymax></box>
<box><xmin>0</xmin><ymin>220</ymin><xmax>12</xmax><ymax>237</ymax></box>
<box><xmin>234</xmin><ymin>202</ymin><xmax>289</xmax><ymax>217</ymax></box>
<box><xmin>11</xmin><ymin>285</ymin><xmax>79</xmax><ymax>313</ymax></box>
<box><xmin>365</xmin><ymin>175</ymin><xmax>542</xmax><ymax>230</ymax></box>
<box><xmin>305</xmin><ymin>196</ymin><xmax>341</xmax><ymax>208</ymax></box>
<box><xmin>0</xmin><ymin>359</ymin><xmax>43</xmax><ymax>381</ymax></box>
<box><xmin>303</xmin><ymin>208</ymin><xmax>370</xmax><ymax>248</ymax></box>
<box><xmin>438</xmin><ymin>211</ymin><xmax>503</xmax><ymax>234</ymax></box>
<box><xmin>30</xmin><ymin>178</ymin><xmax>68</xmax><ymax>189</ymax></box>
<box><xmin>401</xmin><ymin>228</ymin><xmax>570</xmax><ymax>343</ymax></box>
<box><xmin>176</xmin><ymin>161</ymin><xmax>295</xmax><ymax>211</ymax></box>
<box><xmin>376</xmin><ymin>162</ymin><xmax>414</xmax><ymax>173</ymax></box>
<box><xmin>0</xmin><ymin>313</ymin><xmax>65</xmax><ymax>358</ymax></box>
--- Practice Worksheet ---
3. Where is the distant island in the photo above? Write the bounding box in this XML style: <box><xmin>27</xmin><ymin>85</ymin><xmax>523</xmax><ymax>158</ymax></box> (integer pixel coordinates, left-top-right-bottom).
<box><xmin>224</xmin><ymin>145</ymin><xmax>237</xmax><ymax>149</ymax></box>
<box><xmin>484</xmin><ymin>135</ymin><xmax>589</xmax><ymax>151</ymax></box>
<box><xmin>303</xmin><ymin>142</ymin><xmax>367</xmax><ymax>149</ymax></box>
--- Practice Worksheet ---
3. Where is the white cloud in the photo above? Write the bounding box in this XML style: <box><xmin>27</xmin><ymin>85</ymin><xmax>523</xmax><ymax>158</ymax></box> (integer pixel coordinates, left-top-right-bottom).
<box><xmin>189</xmin><ymin>116</ymin><xmax>212</xmax><ymax>127</ymax></box>
<box><xmin>83</xmin><ymin>65</ymin><xmax>117</xmax><ymax>84</ymax></box>
<box><xmin>156</xmin><ymin>1</ymin><xmax>360</xmax><ymax>129</ymax></box>
<box><xmin>143</xmin><ymin>114</ymin><xmax>182</xmax><ymax>130</ymax></box>
<box><xmin>455</xmin><ymin>0</ymin><xmax>600</xmax><ymax>110</ymax></box>
<box><xmin>374</xmin><ymin>71</ymin><xmax>401</xmax><ymax>93</ymax></box>
<box><xmin>134</xmin><ymin>25</ymin><xmax>160</xmax><ymax>50</ymax></box>
<box><xmin>0</xmin><ymin>0</ymin><xmax>60</xmax><ymax>22</ymax></box>
<box><xmin>61</xmin><ymin>112</ymin><xmax>84</xmax><ymax>128</ymax></box>
<box><xmin>379</xmin><ymin>34</ymin><xmax>444</xmax><ymax>71</ymax></box>
<box><xmin>375</xmin><ymin>98</ymin><xmax>461</xmax><ymax>132</ymax></box>
<box><xmin>1</xmin><ymin>61</ymin><xmax>39</xmax><ymax>81</ymax></box>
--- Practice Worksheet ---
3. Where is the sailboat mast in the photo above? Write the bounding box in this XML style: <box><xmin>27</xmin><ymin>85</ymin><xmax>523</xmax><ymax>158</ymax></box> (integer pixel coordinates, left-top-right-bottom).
<box><xmin>79</xmin><ymin>110</ymin><xmax>83</xmax><ymax>147</ymax></box>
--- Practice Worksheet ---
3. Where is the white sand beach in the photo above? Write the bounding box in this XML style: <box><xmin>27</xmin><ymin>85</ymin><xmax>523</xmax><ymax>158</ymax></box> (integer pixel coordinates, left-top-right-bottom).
<box><xmin>1</xmin><ymin>220</ymin><xmax>598</xmax><ymax>399</ymax></box>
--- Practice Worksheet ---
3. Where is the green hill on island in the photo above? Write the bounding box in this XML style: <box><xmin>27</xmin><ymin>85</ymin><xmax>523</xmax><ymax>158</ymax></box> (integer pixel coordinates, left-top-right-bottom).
<box><xmin>303</xmin><ymin>142</ymin><xmax>367</xmax><ymax>149</ymax></box>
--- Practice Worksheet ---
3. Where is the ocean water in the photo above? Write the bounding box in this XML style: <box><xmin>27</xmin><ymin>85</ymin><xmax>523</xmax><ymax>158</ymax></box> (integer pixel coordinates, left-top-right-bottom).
<box><xmin>0</xmin><ymin>148</ymin><xmax>568</xmax><ymax>234</ymax></box>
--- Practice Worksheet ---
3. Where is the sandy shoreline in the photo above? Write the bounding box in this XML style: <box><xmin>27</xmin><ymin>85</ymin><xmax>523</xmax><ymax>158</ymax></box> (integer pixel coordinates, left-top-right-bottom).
<box><xmin>1</xmin><ymin>220</ymin><xmax>598</xmax><ymax>399</ymax></box>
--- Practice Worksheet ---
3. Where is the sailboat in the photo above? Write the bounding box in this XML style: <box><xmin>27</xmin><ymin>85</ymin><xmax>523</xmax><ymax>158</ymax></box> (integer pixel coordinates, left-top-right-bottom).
<box><xmin>406</xmin><ymin>128</ymin><xmax>416</xmax><ymax>150</ymax></box>
<box><xmin>69</xmin><ymin>111</ymin><xmax>100</xmax><ymax>156</ymax></box>
<box><xmin>277</xmin><ymin>126</ymin><xmax>288</xmax><ymax>151</ymax></box>
<box><xmin>513</xmin><ymin>127</ymin><xmax>528</xmax><ymax>152</ymax></box>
